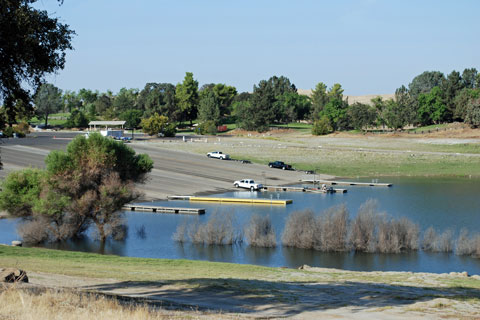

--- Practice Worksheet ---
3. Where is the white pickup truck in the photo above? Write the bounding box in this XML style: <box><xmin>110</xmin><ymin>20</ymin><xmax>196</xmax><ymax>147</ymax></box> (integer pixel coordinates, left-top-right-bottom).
<box><xmin>207</xmin><ymin>151</ymin><xmax>230</xmax><ymax>160</ymax></box>
<box><xmin>233</xmin><ymin>179</ymin><xmax>263</xmax><ymax>191</ymax></box>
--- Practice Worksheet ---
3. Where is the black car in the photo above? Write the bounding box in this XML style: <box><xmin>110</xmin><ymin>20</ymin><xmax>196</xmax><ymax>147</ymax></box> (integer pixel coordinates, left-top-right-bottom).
<box><xmin>268</xmin><ymin>161</ymin><xmax>292</xmax><ymax>170</ymax></box>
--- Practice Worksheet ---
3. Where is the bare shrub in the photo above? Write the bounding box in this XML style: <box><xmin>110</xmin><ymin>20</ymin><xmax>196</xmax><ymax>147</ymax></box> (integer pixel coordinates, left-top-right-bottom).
<box><xmin>474</xmin><ymin>235</ymin><xmax>480</xmax><ymax>257</ymax></box>
<box><xmin>350</xmin><ymin>199</ymin><xmax>379</xmax><ymax>252</ymax></box>
<box><xmin>186</xmin><ymin>213</ymin><xmax>241</xmax><ymax>245</ymax></box>
<box><xmin>456</xmin><ymin>228</ymin><xmax>475</xmax><ymax>255</ymax></box>
<box><xmin>318</xmin><ymin>205</ymin><xmax>349</xmax><ymax>251</ymax></box>
<box><xmin>281</xmin><ymin>210</ymin><xmax>320</xmax><ymax>249</ymax></box>
<box><xmin>422</xmin><ymin>227</ymin><xmax>454</xmax><ymax>252</ymax></box>
<box><xmin>377</xmin><ymin>217</ymin><xmax>419</xmax><ymax>253</ymax></box>
<box><xmin>245</xmin><ymin>214</ymin><xmax>276</xmax><ymax>248</ymax></box>
<box><xmin>172</xmin><ymin>219</ymin><xmax>189</xmax><ymax>243</ymax></box>
<box><xmin>17</xmin><ymin>218</ymin><xmax>50</xmax><ymax>244</ymax></box>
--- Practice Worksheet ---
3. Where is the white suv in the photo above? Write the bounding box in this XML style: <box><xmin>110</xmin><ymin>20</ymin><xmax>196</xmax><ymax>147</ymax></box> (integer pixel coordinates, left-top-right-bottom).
<box><xmin>207</xmin><ymin>151</ymin><xmax>230</xmax><ymax>160</ymax></box>
<box><xmin>233</xmin><ymin>179</ymin><xmax>263</xmax><ymax>191</ymax></box>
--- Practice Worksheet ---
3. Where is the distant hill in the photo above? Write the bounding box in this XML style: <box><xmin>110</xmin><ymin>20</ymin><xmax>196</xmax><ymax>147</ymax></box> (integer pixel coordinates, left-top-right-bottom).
<box><xmin>297</xmin><ymin>89</ymin><xmax>394</xmax><ymax>105</ymax></box>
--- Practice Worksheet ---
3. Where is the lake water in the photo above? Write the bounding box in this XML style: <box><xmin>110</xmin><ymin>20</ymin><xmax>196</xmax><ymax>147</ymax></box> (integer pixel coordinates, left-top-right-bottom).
<box><xmin>1</xmin><ymin>177</ymin><xmax>480</xmax><ymax>274</ymax></box>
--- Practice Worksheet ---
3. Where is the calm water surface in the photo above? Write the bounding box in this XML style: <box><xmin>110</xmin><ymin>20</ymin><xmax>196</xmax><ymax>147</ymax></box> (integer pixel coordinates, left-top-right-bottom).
<box><xmin>1</xmin><ymin>177</ymin><xmax>480</xmax><ymax>274</ymax></box>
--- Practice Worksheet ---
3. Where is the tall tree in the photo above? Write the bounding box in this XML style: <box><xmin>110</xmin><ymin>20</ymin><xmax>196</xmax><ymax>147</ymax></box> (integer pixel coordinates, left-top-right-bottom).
<box><xmin>273</xmin><ymin>92</ymin><xmax>311</xmax><ymax>122</ymax></box>
<box><xmin>461</xmin><ymin>68</ymin><xmax>478</xmax><ymax>89</ymax></box>
<box><xmin>454</xmin><ymin>88</ymin><xmax>480</xmax><ymax>121</ymax></box>
<box><xmin>310</xmin><ymin>82</ymin><xmax>329</xmax><ymax>120</ymax></box>
<box><xmin>212</xmin><ymin>84</ymin><xmax>237</xmax><ymax>116</ymax></box>
<box><xmin>0</xmin><ymin>0</ymin><xmax>74</xmax><ymax>127</ymax></box>
<box><xmin>417</xmin><ymin>86</ymin><xmax>447</xmax><ymax>125</ymax></box>
<box><xmin>137</xmin><ymin>83</ymin><xmax>177</xmax><ymax>120</ymax></box>
<box><xmin>175</xmin><ymin>72</ymin><xmax>199</xmax><ymax>125</ymax></box>
<box><xmin>198</xmin><ymin>89</ymin><xmax>221</xmax><ymax>125</ymax></box>
<box><xmin>441</xmin><ymin>71</ymin><xmax>464</xmax><ymax>122</ymax></box>
<box><xmin>408</xmin><ymin>71</ymin><xmax>445</xmax><ymax>99</ymax></box>
<box><xmin>249</xmin><ymin>80</ymin><xmax>277</xmax><ymax>132</ymax></box>
<box><xmin>34</xmin><ymin>83</ymin><xmax>63</xmax><ymax>127</ymax></box>
<box><xmin>394</xmin><ymin>85</ymin><xmax>417</xmax><ymax>126</ymax></box>
<box><xmin>347</xmin><ymin>102</ymin><xmax>376</xmax><ymax>132</ymax></box>
<box><xmin>113</xmin><ymin>88</ymin><xmax>138</xmax><ymax>114</ymax></box>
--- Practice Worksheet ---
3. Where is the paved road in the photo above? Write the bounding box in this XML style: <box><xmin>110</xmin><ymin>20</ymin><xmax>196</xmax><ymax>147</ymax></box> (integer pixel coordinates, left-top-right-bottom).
<box><xmin>0</xmin><ymin>132</ymin><xmax>312</xmax><ymax>200</ymax></box>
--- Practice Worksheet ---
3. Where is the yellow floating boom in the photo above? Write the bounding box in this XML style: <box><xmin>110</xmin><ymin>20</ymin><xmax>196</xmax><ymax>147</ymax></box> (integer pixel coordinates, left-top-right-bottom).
<box><xmin>189</xmin><ymin>196</ymin><xmax>292</xmax><ymax>205</ymax></box>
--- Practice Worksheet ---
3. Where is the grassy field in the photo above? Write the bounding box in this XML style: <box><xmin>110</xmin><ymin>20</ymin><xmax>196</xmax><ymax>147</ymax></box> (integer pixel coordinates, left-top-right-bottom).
<box><xmin>1</xmin><ymin>245</ymin><xmax>480</xmax><ymax>319</ymax></box>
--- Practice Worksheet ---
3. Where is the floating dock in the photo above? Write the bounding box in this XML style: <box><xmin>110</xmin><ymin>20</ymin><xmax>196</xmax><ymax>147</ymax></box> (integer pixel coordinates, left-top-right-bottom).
<box><xmin>302</xmin><ymin>179</ymin><xmax>392</xmax><ymax>187</ymax></box>
<box><xmin>124</xmin><ymin>204</ymin><xmax>205</xmax><ymax>215</ymax></box>
<box><xmin>262</xmin><ymin>185</ymin><xmax>347</xmax><ymax>193</ymax></box>
<box><xmin>189</xmin><ymin>196</ymin><xmax>292</xmax><ymax>205</ymax></box>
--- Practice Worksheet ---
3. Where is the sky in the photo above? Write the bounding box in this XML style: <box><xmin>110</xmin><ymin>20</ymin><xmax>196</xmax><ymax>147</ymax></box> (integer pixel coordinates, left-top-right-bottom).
<box><xmin>36</xmin><ymin>0</ymin><xmax>480</xmax><ymax>95</ymax></box>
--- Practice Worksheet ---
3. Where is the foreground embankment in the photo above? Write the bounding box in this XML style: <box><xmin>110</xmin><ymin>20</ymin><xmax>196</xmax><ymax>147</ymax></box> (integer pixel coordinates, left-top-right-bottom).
<box><xmin>1</xmin><ymin>245</ymin><xmax>479</xmax><ymax>319</ymax></box>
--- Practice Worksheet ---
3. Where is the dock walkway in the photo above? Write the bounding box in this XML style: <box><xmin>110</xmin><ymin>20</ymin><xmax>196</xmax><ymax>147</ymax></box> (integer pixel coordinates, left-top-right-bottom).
<box><xmin>262</xmin><ymin>185</ymin><xmax>347</xmax><ymax>193</ymax></box>
<box><xmin>124</xmin><ymin>204</ymin><xmax>205</xmax><ymax>215</ymax></box>
<box><xmin>302</xmin><ymin>179</ymin><xmax>392</xmax><ymax>187</ymax></box>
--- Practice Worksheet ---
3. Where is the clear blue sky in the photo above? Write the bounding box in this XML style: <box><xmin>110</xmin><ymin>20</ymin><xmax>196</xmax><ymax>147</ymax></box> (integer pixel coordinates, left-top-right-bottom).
<box><xmin>36</xmin><ymin>0</ymin><xmax>480</xmax><ymax>95</ymax></box>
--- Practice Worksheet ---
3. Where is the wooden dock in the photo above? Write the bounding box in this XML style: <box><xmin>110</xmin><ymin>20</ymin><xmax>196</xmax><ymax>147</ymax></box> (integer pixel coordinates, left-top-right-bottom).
<box><xmin>301</xmin><ymin>179</ymin><xmax>392</xmax><ymax>187</ymax></box>
<box><xmin>262</xmin><ymin>185</ymin><xmax>347</xmax><ymax>193</ymax></box>
<box><xmin>124</xmin><ymin>204</ymin><xmax>205</xmax><ymax>215</ymax></box>
<box><xmin>189</xmin><ymin>196</ymin><xmax>292</xmax><ymax>205</ymax></box>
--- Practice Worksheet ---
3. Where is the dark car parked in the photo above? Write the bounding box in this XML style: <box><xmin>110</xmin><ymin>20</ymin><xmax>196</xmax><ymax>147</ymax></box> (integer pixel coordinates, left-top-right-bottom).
<box><xmin>268</xmin><ymin>161</ymin><xmax>292</xmax><ymax>170</ymax></box>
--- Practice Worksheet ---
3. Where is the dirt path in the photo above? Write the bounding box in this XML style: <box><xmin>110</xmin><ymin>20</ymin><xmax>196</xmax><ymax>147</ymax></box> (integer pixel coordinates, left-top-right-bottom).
<box><xmin>25</xmin><ymin>267</ymin><xmax>480</xmax><ymax>319</ymax></box>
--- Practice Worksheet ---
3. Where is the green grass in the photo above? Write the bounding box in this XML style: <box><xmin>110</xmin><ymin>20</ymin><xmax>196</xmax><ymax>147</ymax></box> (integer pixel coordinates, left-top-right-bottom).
<box><xmin>30</xmin><ymin>112</ymin><xmax>70</xmax><ymax>126</ymax></box>
<box><xmin>407</xmin><ymin>124</ymin><xmax>449</xmax><ymax>133</ymax></box>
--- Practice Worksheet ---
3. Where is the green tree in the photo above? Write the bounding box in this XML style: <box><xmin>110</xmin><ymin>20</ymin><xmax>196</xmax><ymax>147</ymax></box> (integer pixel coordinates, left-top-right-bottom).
<box><xmin>234</xmin><ymin>100</ymin><xmax>256</xmax><ymax>131</ymax></box>
<box><xmin>34</xmin><ymin>83</ymin><xmax>63</xmax><ymax>127</ymax></box>
<box><xmin>0</xmin><ymin>133</ymin><xmax>153</xmax><ymax>242</ymax></box>
<box><xmin>454</xmin><ymin>88</ymin><xmax>480</xmax><ymax>121</ymax></box>
<box><xmin>78</xmin><ymin>89</ymin><xmax>98</xmax><ymax>110</ymax></box>
<box><xmin>63</xmin><ymin>90</ymin><xmax>82</xmax><ymax>113</ymax></box>
<box><xmin>141</xmin><ymin>113</ymin><xmax>175</xmax><ymax>137</ymax></box>
<box><xmin>94</xmin><ymin>93</ymin><xmax>113</xmax><ymax>117</ymax></box>
<box><xmin>175</xmin><ymin>72</ymin><xmax>199</xmax><ymax>125</ymax></box>
<box><xmin>320</xmin><ymin>97</ymin><xmax>349</xmax><ymax>131</ymax></box>
<box><xmin>394</xmin><ymin>85</ymin><xmax>417</xmax><ymax>126</ymax></box>
<box><xmin>461</xmin><ymin>68</ymin><xmax>478</xmax><ymax>89</ymax></box>
<box><xmin>212</xmin><ymin>84</ymin><xmax>237</xmax><ymax>116</ymax></box>
<box><xmin>65</xmin><ymin>109</ymin><xmax>89</xmax><ymax>128</ymax></box>
<box><xmin>328</xmin><ymin>83</ymin><xmax>344</xmax><ymax>101</ymax></box>
<box><xmin>249</xmin><ymin>80</ymin><xmax>276</xmax><ymax>132</ymax></box>
<box><xmin>120</xmin><ymin>109</ymin><xmax>143</xmax><ymax>129</ymax></box>
<box><xmin>417</xmin><ymin>86</ymin><xmax>447</xmax><ymax>125</ymax></box>
<box><xmin>198</xmin><ymin>90</ymin><xmax>221</xmax><ymax>125</ymax></box>
<box><xmin>441</xmin><ymin>70</ymin><xmax>463</xmax><ymax>122</ymax></box>
<box><xmin>465</xmin><ymin>98</ymin><xmax>480</xmax><ymax>128</ymax></box>
<box><xmin>408</xmin><ymin>71</ymin><xmax>445</xmax><ymax>99</ymax></box>
<box><xmin>347</xmin><ymin>102</ymin><xmax>376</xmax><ymax>132</ymax></box>
<box><xmin>310</xmin><ymin>82</ymin><xmax>329</xmax><ymax>120</ymax></box>
<box><xmin>383</xmin><ymin>99</ymin><xmax>407</xmax><ymax>130</ymax></box>
<box><xmin>274</xmin><ymin>92</ymin><xmax>311</xmax><ymax>122</ymax></box>
<box><xmin>137</xmin><ymin>83</ymin><xmax>178</xmax><ymax>120</ymax></box>
<box><xmin>0</xmin><ymin>0</ymin><xmax>74</xmax><ymax>127</ymax></box>
<box><xmin>113</xmin><ymin>88</ymin><xmax>138</xmax><ymax>114</ymax></box>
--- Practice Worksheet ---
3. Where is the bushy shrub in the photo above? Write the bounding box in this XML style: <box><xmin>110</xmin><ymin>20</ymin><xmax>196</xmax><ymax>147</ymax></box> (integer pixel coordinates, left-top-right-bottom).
<box><xmin>245</xmin><ymin>214</ymin><xmax>276</xmax><ymax>247</ymax></box>
<box><xmin>312</xmin><ymin>115</ymin><xmax>333</xmax><ymax>135</ymax></box>
<box><xmin>350</xmin><ymin>199</ymin><xmax>379</xmax><ymax>252</ymax></box>
<box><xmin>65</xmin><ymin>109</ymin><xmax>89</xmax><ymax>128</ymax></box>
<box><xmin>195</xmin><ymin>120</ymin><xmax>218</xmax><ymax>135</ymax></box>
<box><xmin>422</xmin><ymin>227</ymin><xmax>454</xmax><ymax>252</ymax></box>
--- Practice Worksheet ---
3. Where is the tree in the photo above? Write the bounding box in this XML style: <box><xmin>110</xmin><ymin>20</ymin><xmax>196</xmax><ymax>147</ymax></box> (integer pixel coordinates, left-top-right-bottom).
<box><xmin>175</xmin><ymin>72</ymin><xmax>199</xmax><ymax>125</ymax></box>
<box><xmin>394</xmin><ymin>85</ymin><xmax>417</xmax><ymax>126</ymax></box>
<box><xmin>320</xmin><ymin>97</ymin><xmax>349</xmax><ymax>131</ymax></box>
<box><xmin>120</xmin><ymin>109</ymin><xmax>143</xmax><ymax>130</ymax></box>
<box><xmin>441</xmin><ymin>71</ymin><xmax>463</xmax><ymax>122</ymax></box>
<box><xmin>462</xmin><ymin>68</ymin><xmax>478</xmax><ymax>89</ymax></box>
<box><xmin>267</xmin><ymin>75</ymin><xmax>297</xmax><ymax>97</ymax></box>
<box><xmin>273</xmin><ymin>92</ymin><xmax>311</xmax><ymax>122</ymax></box>
<box><xmin>249</xmin><ymin>80</ymin><xmax>276</xmax><ymax>132</ymax></box>
<box><xmin>417</xmin><ymin>86</ymin><xmax>447</xmax><ymax>125</ymax></box>
<box><xmin>0</xmin><ymin>133</ymin><xmax>153</xmax><ymax>242</ymax></box>
<box><xmin>137</xmin><ymin>83</ymin><xmax>178</xmax><ymax>120</ymax></box>
<box><xmin>310</xmin><ymin>82</ymin><xmax>329</xmax><ymax>120</ymax></box>
<box><xmin>328</xmin><ymin>83</ymin><xmax>344</xmax><ymax>101</ymax></box>
<box><xmin>454</xmin><ymin>88</ymin><xmax>480</xmax><ymax>121</ymax></box>
<box><xmin>383</xmin><ymin>99</ymin><xmax>407</xmax><ymax>130</ymax></box>
<box><xmin>141</xmin><ymin>113</ymin><xmax>175</xmax><ymax>137</ymax></box>
<box><xmin>233</xmin><ymin>101</ymin><xmax>256</xmax><ymax>131</ymax></box>
<box><xmin>63</xmin><ymin>90</ymin><xmax>82</xmax><ymax>113</ymax></box>
<box><xmin>0</xmin><ymin>0</ymin><xmax>74</xmax><ymax>127</ymax></box>
<box><xmin>348</xmin><ymin>102</ymin><xmax>376</xmax><ymax>132</ymax></box>
<box><xmin>465</xmin><ymin>98</ymin><xmax>480</xmax><ymax>128</ymax></box>
<box><xmin>212</xmin><ymin>84</ymin><xmax>237</xmax><ymax>116</ymax></box>
<box><xmin>113</xmin><ymin>88</ymin><xmax>138</xmax><ymax>114</ymax></box>
<box><xmin>198</xmin><ymin>89</ymin><xmax>221</xmax><ymax>125</ymax></box>
<box><xmin>34</xmin><ymin>83</ymin><xmax>63</xmax><ymax>127</ymax></box>
<box><xmin>65</xmin><ymin>109</ymin><xmax>88</xmax><ymax>128</ymax></box>
<box><xmin>94</xmin><ymin>93</ymin><xmax>113</xmax><ymax>118</ymax></box>
<box><xmin>78</xmin><ymin>89</ymin><xmax>98</xmax><ymax>110</ymax></box>
<box><xmin>408</xmin><ymin>71</ymin><xmax>445</xmax><ymax>99</ymax></box>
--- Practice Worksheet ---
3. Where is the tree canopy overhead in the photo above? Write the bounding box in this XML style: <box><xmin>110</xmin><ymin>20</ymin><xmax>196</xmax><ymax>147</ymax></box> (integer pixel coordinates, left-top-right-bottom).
<box><xmin>0</xmin><ymin>0</ymin><xmax>75</xmax><ymax>125</ymax></box>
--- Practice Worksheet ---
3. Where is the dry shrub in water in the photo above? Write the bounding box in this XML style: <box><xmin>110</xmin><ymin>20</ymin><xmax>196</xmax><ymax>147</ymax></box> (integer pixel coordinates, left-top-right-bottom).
<box><xmin>318</xmin><ymin>205</ymin><xmax>349</xmax><ymax>252</ymax></box>
<box><xmin>173</xmin><ymin>213</ymin><xmax>241</xmax><ymax>245</ymax></box>
<box><xmin>377</xmin><ymin>217</ymin><xmax>419</xmax><ymax>253</ymax></box>
<box><xmin>422</xmin><ymin>227</ymin><xmax>454</xmax><ymax>252</ymax></box>
<box><xmin>17</xmin><ymin>218</ymin><xmax>50</xmax><ymax>244</ymax></box>
<box><xmin>350</xmin><ymin>199</ymin><xmax>379</xmax><ymax>252</ymax></box>
<box><xmin>281</xmin><ymin>210</ymin><xmax>320</xmax><ymax>249</ymax></box>
<box><xmin>245</xmin><ymin>214</ymin><xmax>276</xmax><ymax>248</ymax></box>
